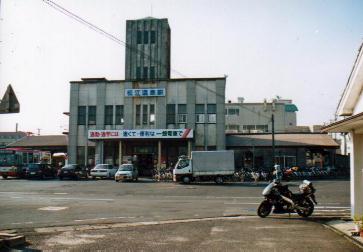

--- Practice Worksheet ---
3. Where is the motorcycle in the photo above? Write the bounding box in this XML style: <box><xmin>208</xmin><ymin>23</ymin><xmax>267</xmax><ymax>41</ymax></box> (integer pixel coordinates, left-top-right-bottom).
<box><xmin>257</xmin><ymin>180</ymin><xmax>317</xmax><ymax>218</ymax></box>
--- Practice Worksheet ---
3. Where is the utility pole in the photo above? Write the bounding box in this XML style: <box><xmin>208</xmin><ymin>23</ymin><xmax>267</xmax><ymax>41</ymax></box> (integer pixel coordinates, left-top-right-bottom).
<box><xmin>271</xmin><ymin>113</ymin><xmax>276</xmax><ymax>172</ymax></box>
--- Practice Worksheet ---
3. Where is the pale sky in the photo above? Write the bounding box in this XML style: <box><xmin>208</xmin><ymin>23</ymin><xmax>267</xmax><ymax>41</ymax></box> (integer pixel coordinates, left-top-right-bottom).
<box><xmin>0</xmin><ymin>0</ymin><xmax>363</xmax><ymax>135</ymax></box>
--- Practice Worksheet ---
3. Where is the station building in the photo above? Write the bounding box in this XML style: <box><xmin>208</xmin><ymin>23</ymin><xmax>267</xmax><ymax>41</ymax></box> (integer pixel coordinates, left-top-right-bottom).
<box><xmin>67</xmin><ymin>17</ymin><xmax>226</xmax><ymax>176</ymax></box>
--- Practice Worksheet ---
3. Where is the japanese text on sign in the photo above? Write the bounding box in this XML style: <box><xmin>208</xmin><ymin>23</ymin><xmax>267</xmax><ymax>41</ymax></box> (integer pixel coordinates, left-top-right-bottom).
<box><xmin>125</xmin><ymin>88</ymin><xmax>166</xmax><ymax>97</ymax></box>
<box><xmin>88</xmin><ymin>129</ymin><xmax>193</xmax><ymax>139</ymax></box>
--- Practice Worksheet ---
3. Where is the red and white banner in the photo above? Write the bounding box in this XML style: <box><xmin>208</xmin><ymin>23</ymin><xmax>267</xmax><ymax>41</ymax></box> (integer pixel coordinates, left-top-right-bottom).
<box><xmin>88</xmin><ymin>129</ymin><xmax>193</xmax><ymax>139</ymax></box>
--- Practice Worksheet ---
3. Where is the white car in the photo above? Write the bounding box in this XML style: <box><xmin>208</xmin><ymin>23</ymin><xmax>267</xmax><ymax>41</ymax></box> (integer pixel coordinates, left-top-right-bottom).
<box><xmin>115</xmin><ymin>164</ymin><xmax>138</xmax><ymax>182</ymax></box>
<box><xmin>90</xmin><ymin>164</ymin><xmax>118</xmax><ymax>179</ymax></box>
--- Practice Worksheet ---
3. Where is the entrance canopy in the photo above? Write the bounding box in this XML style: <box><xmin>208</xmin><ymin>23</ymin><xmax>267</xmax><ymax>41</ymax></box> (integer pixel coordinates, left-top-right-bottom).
<box><xmin>322</xmin><ymin>111</ymin><xmax>363</xmax><ymax>133</ymax></box>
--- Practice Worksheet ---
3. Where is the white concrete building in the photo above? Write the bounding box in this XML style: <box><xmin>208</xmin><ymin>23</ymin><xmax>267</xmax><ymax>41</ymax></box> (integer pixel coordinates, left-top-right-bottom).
<box><xmin>225</xmin><ymin>98</ymin><xmax>298</xmax><ymax>133</ymax></box>
<box><xmin>323</xmin><ymin>43</ymin><xmax>363</xmax><ymax>218</ymax></box>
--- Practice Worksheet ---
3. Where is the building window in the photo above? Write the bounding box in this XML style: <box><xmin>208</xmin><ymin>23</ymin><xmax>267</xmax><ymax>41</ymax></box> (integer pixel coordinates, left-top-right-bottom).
<box><xmin>142</xmin><ymin>104</ymin><xmax>148</xmax><ymax>125</ymax></box>
<box><xmin>88</xmin><ymin>106</ymin><xmax>96</xmax><ymax>125</ymax></box>
<box><xmin>104</xmin><ymin>105</ymin><xmax>113</xmax><ymax>125</ymax></box>
<box><xmin>178</xmin><ymin>104</ymin><xmax>187</xmax><ymax>123</ymax></box>
<box><xmin>136</xmin><ymin>67</ymin><xmax>141</xmax><ymax>79</ymax></box>
<box><xmin>150</xmin><ymin>30</ymin><xmax>156</xmax><ymax>44</ymax></box>
<box><xmin>76</xmin><ymin>146</ymin><xmax>85</xmax><ymax>166</ymax></box>
<box><xmin>150</xmin><ymin>104</ymin><xmax>155</xmax><ymax>125</ymax></box>
<box><xmin>150</xmin><ymin>66</ymin><xmax>155</xmax><ymax>79</ymax></box>
<box><xmin>78</xmin><ymin>106</ymin><xmax>86</xmax><ymax>125</ymax></box>
<box><xmin>226</xmin><ymin>125</ymin><xmax>239</xmax><ymax>131</ymax></box>
<box><xmin>115</xmin><ymin>105</ymin><xmax>124</xmax><ymax>125</ymax></box>
<box><xmin>143</xmin><ymin>31</ymin><xmax>149</xmax><ymax>44</ymax></box>
<box><xmin>195</xmin><ymin>104</ymin><xmax>205</xmax><ymax>123</ymax></box>
<box><xmin>137</xmin><ymin>31</ymin><xmax>142</xmax><ymax>44</ymax></box>
<box><xmin>136</xmin><ymin>105</ymin><xmax>141</xmax><ymax>126</ymax></box>
<box><xmin>207</xmin><ymin>104</ymin><xmax>216</xmax><ymax>123</ymax></box>
<box><xmin>167</xmin><ymin>104</ymin><xmax>176</xmax><ymax>124</ymax></box>
<box><xmin>242</xmin><ymin>125</ymin><xmax>268</xmax><ymax>133</ymax></box>
<box><xmin>227</xmin><ymin>108</ymin><xmax>239</xmax><ymax>116</ymax></box>
<box><xmin>143</xmin><ymin>67</ymin><xmax>148</xmax><ymax>79</ymax></box>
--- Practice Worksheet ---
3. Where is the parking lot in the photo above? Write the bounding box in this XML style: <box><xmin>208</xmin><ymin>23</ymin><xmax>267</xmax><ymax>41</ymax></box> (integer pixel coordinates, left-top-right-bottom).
<box><xmin>0</xmin><ymin>178</ymin><xmax>359</xmax><ymax>251</ymax></box>
<box><xmin>0</xmin><ymin>178</ymin><xmax>351</xmax><ymax>230</ymax></box>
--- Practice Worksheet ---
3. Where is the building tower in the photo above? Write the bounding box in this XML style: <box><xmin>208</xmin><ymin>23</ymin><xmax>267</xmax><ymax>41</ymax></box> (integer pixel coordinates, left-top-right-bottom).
<box><xmin>125</xmin><ymin>17</ymin><xmax>171</xmax><ymax>81</ymax></box>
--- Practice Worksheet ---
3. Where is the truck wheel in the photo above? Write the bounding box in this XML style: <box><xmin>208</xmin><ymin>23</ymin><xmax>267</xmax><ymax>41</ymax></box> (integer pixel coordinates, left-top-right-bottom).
<box><xmin>2</xmin><ymin>175</ymin><xmax>8</xmax><ymax>179</ymax></box>
<box><xmin>182</xmin><ymin>176</ymin><xmax>191</xmax><ymax>184</ymax></box>
<box><xmin>215</xmin><ymin>176</ymin><xmax>224</xmax><ymax>184</ymax></box>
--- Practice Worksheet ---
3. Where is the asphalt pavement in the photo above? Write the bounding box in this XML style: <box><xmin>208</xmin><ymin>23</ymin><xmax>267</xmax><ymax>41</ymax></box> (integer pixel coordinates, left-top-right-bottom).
<box><xmin>0</xmin><ymin>178</ymin><xmax>358</xmax><ymax>251</ymax></box>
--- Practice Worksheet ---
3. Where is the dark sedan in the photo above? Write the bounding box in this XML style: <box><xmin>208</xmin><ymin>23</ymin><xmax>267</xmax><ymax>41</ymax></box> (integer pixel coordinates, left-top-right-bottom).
<box><xmin>58</xmin><ymin>164</ymin><xmax>88</xmax><ymax>180</ymax></box>
<box><xmin>25</xmin><ymin>163</ymin><xmax>56</xmax><ymax>179</ymax></box>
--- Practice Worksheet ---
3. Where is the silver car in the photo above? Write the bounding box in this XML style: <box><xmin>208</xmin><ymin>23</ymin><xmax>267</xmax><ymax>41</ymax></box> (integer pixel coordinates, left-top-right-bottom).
<box><xmin>115</xmin><ymin>164</ymin><xmax>138</xmax><ymax>182</ymax></box>
<box><xmin>90</xmin><ymin>164</ymin><xmax>118</xmax><ymax>179</ymax></box>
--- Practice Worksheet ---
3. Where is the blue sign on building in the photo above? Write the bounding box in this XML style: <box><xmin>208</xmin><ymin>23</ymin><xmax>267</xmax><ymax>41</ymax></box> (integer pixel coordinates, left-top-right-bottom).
<box><xmin>125</xmin><ymin>88</ymin><xmax>166</xmax><ymax>97</ymax></box>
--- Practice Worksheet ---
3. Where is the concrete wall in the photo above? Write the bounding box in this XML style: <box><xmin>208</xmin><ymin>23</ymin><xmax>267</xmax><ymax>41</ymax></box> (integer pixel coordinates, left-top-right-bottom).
<box><xmin>125</xmin><ymin>18</ymin><xmax>170</xmax><ymax>81</ymax></box>
<box><xmin>68</xmin><ymin>78</ymin><xmax>226</xmax><ymax>163</ymax></box>
<box><xmin>351</xmin><ymin>132</ymin><xmax>363</xmax><ymax>217</ymax></box>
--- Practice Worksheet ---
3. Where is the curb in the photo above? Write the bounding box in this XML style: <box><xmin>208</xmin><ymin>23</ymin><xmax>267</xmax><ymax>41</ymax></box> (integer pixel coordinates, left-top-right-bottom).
<box><xmin>323</xmin><ymin>222</ymin><xmax>363</xmax><ymax>250</ymax></box>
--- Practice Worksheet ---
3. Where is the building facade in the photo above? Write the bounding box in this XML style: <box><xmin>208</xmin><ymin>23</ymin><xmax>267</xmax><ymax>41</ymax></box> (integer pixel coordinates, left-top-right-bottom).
<box><xmin>67</xmin><ymin>17</ymin><xmax>226</xmax><ymax>176</ymax></box>
<box><xmin>225</xmin><ymin>98</ymin><xmax>298</xmax><ymax>133</ymax></box>
<box><xmin>323</xmin><ymin>42</ymin><xmax>363</xmax><ymax>218</ymax></box>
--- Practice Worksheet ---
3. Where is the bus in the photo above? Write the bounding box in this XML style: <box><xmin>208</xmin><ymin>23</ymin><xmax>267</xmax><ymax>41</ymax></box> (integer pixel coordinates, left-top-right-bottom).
<box><xmin>0</xmin><ymin>148</ymin><xmax>51</xmax><ymax>179</ymax></box>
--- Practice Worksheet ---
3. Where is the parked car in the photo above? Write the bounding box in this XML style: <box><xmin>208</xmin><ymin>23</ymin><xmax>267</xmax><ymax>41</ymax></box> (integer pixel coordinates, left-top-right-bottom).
<box><xmin>25</xmin><ymin>163</ymin><xmax>56</xmax><ymax>179</ymax></box>
<box><xmin>90</xmin><ymin>164</ymin><xmax>118</xmax><ymax>179</ymax></box>
<box><xmin>58</xmin><ymin>164</ymin><xmax>88</xmax><ymax>180</ymax></box>
<box><xmin>115</xmin><ymin>164</ymin><xmax>138</xmax><ymax>182</ymax></box>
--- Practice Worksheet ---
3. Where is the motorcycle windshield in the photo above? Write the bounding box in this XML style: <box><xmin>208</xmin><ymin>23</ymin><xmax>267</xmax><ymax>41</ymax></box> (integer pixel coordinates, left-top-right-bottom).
<box><xmin>262</xmin><ymin>182</ymin><xmax>276</xmax><ymax>196</ymax></box>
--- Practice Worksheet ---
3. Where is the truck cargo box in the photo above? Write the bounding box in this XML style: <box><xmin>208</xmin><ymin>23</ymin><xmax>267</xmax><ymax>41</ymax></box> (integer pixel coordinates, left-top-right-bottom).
<box><xmin>191</xmin><ymin>151</ymin><xmax>235</xmax><ymax>176</ymax></box>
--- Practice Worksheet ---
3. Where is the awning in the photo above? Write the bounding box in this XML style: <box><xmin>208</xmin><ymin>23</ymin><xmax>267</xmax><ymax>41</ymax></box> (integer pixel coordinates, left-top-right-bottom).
<box><xmin>322</xmin><ymin>111</ymin><xmax>363</xmax><ymax>133</ymax></box>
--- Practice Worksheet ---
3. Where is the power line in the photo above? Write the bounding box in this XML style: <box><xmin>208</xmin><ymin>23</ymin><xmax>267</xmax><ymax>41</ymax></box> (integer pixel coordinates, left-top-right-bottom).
<box><xmin>42</xmin><ymin>0</ymin><xmax>274</xmax><ymax>123</ymax></box>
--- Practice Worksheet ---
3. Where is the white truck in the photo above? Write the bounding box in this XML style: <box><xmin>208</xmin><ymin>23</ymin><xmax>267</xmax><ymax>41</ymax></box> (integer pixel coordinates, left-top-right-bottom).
<box><xmin>173</xmin><ymin>150</ymin><xmax>235</xmax><ymax>184</ymax></box>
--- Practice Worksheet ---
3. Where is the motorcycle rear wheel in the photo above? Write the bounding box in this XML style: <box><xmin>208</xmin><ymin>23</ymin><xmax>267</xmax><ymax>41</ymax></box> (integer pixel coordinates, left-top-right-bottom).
<box><xmin>296</xmin><ymin>200</ymin><xmax>314</xmax><ymax>217</ymax></box>
<box><xmin>257</xmin><ymin>200</ymin><xmax>272</xmax><ymax>218</ymax></box>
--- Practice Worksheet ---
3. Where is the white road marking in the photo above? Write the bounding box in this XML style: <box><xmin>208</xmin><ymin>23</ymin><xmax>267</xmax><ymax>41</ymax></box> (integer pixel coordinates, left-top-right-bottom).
<box><xmin>54</xmin><ymin>193</ymin><xmax>68</xmax><ymax>195</ymax></box>
<box><xmin>315</xmin><ymin>206</ymin><xmax>350</xmax><ymax>209</ymax></box>
<box><xmin>74</xmin><ymin>216</ymin><xmax>135</xmax><ymax>222</ymax></box>
<box><xmin>38</xmin><ymin>206</ymin><xmax>69</xmax><ymax>211</ymax></box>
<box><xmin>51</xmin><ymin>197</ymin><xmax>114</xmax><ymax>201</ymax></box>
<box><xmin>10</xmin><ymin>196</ymin><xmax>23</xmax><ymax>199</ymax></box>
<box><xmin>224</xmin><ymin>203</ymin><xmax>260</xmax><ymax>205</ymax></box>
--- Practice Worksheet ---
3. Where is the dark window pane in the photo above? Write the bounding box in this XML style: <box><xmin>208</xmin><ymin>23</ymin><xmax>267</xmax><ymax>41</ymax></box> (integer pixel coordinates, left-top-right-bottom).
<box><xmin>115</xmin><ymin>105</ymin><xmax>124</xmax><ymax>125</ymax></box>
<box><xmin>143</xmin><ymin>31</ymin><xmax>149</xmax><ymax>44</ymax></box>
<box><xmin>150</xmin><ymin>31</ymin><xmax>156</xmax><ymax>44</ymax></box>
<box><xmin>150</xmin><ymin>66</ymin><xmax>155</xmax><ymax>79</ymax></box>
<box><xmin>166</xmin><ymin>104</ymin><xmax>176</xmax><ymax>124</ymax></box>
<box><xmin>78</xmin><ymin>106</ymin><xmax>86</xmax><ymax>125</ymax></box>
<box><xmin>142</xmin><ymin>105</ymin><xmax>148</xmax><ymax>125</ymax></box>
<box><xmin>137</xmin><ymin>31</ymin><xmax>142</xmax><ymax>44</ymax></box>
<box><xmin>88</xmin><ymin>106</ymin><xmax>96</xmax><ymax>125</ymax></box>
<box><xmin>136</xmin><ymin>67</ymin><xmax>141</xmax><ymax>79</ymax></box>
<box><xmin>178</xmin><ymin>104</ymin><xmax>187</xmax><ymax>114</ymax></box>
<box><xmin>195</xmin><ymin>104</ymin><xmax>205</xmax><ymax>114</ymax></box>
<box><xmin>104</xmin><ymin>105</ymin><xmax>113</xmax><ymax>125</ymax></box>
<box><xmin>136</xmin><ymin>105</ymin><xmax>141</xmax><ymax>125</ymax></box>
<box><xmin>143</xmin><ymin>67</ymin><xmax>148</xmax><ymax>79</ymax></box>
<box><xmin>207</xmin><ymin>104</ymin><xmax>216</xmax><ymax>114</ymax></box>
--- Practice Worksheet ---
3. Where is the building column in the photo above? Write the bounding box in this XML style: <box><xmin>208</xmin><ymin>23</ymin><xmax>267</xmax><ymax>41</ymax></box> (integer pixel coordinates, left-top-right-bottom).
<box><xmin>158</xmin><ymin>140</ymin><xmax>162</xmax><ymax>170</ymax></box>
<box><xmin>118</xmin><ymin>141</ymin><xmax>123</xmax><ymax>166</ymax></box>
<box><xmin>95</xmin><ymin>141</ymin><xmax>104</xmax><ymax>165</ymax></box>
<box><xmin>351</xmin><ymin>132</ymin><xmax>363</xmax><ymax>218</ymax></box>
<box><xmin>188</xmin><ymin>140</ymin><xmax>192</xmax><ymax>158</ymax></box>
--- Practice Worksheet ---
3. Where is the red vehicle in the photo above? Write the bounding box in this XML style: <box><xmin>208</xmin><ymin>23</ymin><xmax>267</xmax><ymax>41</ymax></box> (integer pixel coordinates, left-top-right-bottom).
<box><xmin>0</xmin><ymin>148</ymin><xmax>51</xmax><ymax>179</ymax></box>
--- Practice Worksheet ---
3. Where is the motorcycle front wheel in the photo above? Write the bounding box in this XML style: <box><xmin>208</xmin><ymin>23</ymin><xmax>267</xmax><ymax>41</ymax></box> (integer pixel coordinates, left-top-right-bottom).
<box><xmin>296</xmin><ymin>199</ymin><xmax>314</xmax><ymax>217</ymax></box>
<box><xmin>257</xmin><ymin>200</ymin><xmax>272</xmax><ymax>218</ymax></box>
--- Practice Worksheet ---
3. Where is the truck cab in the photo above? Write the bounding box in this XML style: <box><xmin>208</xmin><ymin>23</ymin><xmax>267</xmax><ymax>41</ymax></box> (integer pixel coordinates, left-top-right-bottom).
<box><xmin>173</xmin><ymin>156</ymin><xmax>192</xmax><ymax>183</ymax></box>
